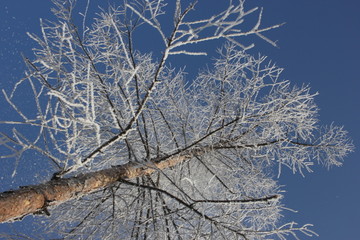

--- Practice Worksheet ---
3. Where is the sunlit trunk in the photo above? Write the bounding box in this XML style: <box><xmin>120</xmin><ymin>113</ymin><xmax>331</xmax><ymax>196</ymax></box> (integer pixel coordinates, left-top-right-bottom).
<box><xmin>0</xmin><ymin>154</ymin><xmax>189</xmax><ymax>223</ymax></box>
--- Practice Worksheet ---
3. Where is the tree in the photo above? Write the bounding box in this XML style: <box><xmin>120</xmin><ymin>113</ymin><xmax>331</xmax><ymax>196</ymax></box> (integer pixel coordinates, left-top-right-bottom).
<box><xmin>0</xmin><ymin>0</ymin><xmax>353</xmax><ymax>239</ymax></box>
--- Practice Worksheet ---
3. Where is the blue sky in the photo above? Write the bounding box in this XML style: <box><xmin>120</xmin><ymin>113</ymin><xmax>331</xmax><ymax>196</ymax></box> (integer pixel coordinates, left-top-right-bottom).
<box><xmin>0</xmin><ymin>1</ymin><xmax>359</xmax><ymax>239</ymax></box>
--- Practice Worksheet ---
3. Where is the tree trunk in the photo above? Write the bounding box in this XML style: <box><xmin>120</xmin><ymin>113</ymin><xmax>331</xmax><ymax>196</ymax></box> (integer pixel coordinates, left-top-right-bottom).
<box><xmin>0</xmin><ymin>153</ymin><xmax>191</xmax><ymax>223</ymax></box>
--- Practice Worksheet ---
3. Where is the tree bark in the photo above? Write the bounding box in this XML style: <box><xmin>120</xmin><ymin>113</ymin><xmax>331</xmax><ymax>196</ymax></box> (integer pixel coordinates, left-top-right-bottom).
<box><xmin>0</xmin><ymin>153</ymin><xmax>191</xmax><ymax>223</ymax></box>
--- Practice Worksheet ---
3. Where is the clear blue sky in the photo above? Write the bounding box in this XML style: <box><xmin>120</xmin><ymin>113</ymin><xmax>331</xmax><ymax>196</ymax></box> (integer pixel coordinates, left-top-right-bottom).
<box><xmin>0</xmin><ymin>1</ymin><xmax>359</xmax><ymax>239</ymax></box>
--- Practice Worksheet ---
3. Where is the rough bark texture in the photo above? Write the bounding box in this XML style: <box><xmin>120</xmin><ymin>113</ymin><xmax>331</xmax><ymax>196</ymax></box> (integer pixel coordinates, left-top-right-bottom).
<box><xmin>0</xmin><ymin>153</ymin><xmax>190</xmax><ymax>223</ymax></box>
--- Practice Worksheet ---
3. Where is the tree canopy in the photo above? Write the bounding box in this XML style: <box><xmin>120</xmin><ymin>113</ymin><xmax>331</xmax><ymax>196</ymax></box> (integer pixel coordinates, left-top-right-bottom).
<box><xmin>0</xmin><ymin>0</ymin><xmax>353</xmax><ymax>239</ymax></box>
